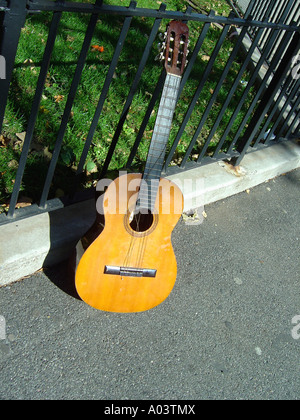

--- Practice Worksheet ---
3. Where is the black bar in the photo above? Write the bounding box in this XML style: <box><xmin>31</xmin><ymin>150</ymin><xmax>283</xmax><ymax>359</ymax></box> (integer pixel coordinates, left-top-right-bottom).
<box><xmin>7</xmin><ymin>8</ymin><xmax>62</xmax><ymax>218</ymax></box>
<box><xmin>176</xmin><ymin>21</ymin><xmax>232</xmax><ymax>169</ymax></box>
<box><xmin>99</xmin><ymin>2</ymin><xmax>166</xmax><ymax>178</ymax></box>
<box><xmin>235</xmin><ymin>29</ymin><xmax>300</xmax><ymax>165</ymax></box>
<box><xmin>244</xmin><ymin>1</ymin><xmax>256</xmax><ymax>19</ymax></box>
<box><xmin>278</xmin><ymin>96</ymin><xmax>300</xmax><ymax>139</ymax></box>
<box><xmin>265</xmin><ymin>0</ymin><xmax>297</xmax><ymax>63</ymax></box>
<box><xmin>217</xmin><ymin>9</ymin><xmax>293</xmax><ymax>156</ymax></box>
<box><xmin>26</xmin><ymin>0</ymin><xmax>300</xmax><ymax>32</ymax></box>
<box><xmin>263</xmin><ymin>77</ymin><xmax>300</xmax><ymax>143</ymax></box>
<box><xmin>39</xmin><ymin>0</ymin><xmax>104</xmax><ymax>208</ymax></box>
<box><xmin>259</xmin><ymin>0</ymin><xmax>289</xmax><ymax>50</ymax></box>
<box><xmin>253</xmin><ymin>73</ymin><xmax>296</xmax><ymax>146</ymax></box>
<box><xmin>76</xmin><ymin>11</ymin><xmax>134</xmax><ymax>175</ymax></box>
<box><xmin>0</xmin><ymin>0</ymin><xmax>27</xmax><ymax>133</ymax></box>
<box><xmin>227</xmin><ymin>28</ymin><xmax>295</xmax><ymax>155</ymax></box>
<box><xmin>195</xmin><ymin>22</ymin><xmax>264</xmax><ymax>164</ymax></box>
<box><xmin>286</xmin><ymin>109</ymin><xmax>300</xmax><ymax>138</ymax></box>
<box><xmin>162</xmin><ymin>12</ymin><xmax>214</xmax><ymax>170</ymax></box>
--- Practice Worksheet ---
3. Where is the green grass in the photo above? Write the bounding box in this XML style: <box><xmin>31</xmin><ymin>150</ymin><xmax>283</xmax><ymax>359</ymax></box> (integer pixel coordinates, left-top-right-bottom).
<box><xmin>0</xmin><ymin>0</ymin><xmax>256</xmax><ymax>206</ymax></box>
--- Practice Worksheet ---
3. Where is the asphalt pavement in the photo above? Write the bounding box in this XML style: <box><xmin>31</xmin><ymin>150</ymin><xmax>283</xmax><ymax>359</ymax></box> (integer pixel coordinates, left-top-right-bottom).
<box><xmin>0</xmin><ymin>169</ymin><xmax>299</xmax><ymax>400</ymax></box>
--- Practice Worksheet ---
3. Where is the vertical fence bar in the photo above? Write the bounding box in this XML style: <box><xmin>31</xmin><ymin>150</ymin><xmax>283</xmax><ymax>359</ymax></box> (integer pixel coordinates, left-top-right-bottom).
<box><xmin>213</xmin><ymin>24</ymin><xmax>283</xmax><ymax>157</ymax></box>
<box><xmin>7</xmin><ymin>8</ymin><xmax>63</xmax><ymax>218</ymax></box>
<box><xmin>39</xmin><ymin>0</ymin><xmax>104</xmax><ymax>208</ymax></box>
<box><xmin>99</xmin><ymin>2</ymin><xmax>166</xmax><ymax>178</ymax></box>
<box><xmin>196</xmin><ymin>23</ymin><xmax>265</xmax><ymax>164</ymax></box>
<box><xmin>235</xmin><ymin>29</ymin><xmax>300</xmax><ymax>165</ymax></box>
<box><xmin>286</xmin><ymin>109</ymin><xmax>300</xmax><ymax>137</ymax></box>
<box><xmin>277</xmin><ymin>95</ymin><xmax>300</xmax><ymax>138</ymax></box>
<box><xmin>163</xmin><ymin>12</ymin><xmax>226</xmax><ymax>170</ymax></box>
<box><xmin>76</xmin><ymin>11</ymin><xmax>134</xmax><ymax>175</ymax></box>
<box><xmin>253</xmin><ymin>73</ymin><xmax>296</xmax><ymax>146</ymax></box>
<box><xmin>176</xmin><ymin>22</ymin><xmax>233</xmax><ymax>168</ymax></box>
<box><xmin>264</xmin><ymin>76</ymin><xmax>300</xmax><ymax>143</ymax></box>
<box><xmin>244</xmin><ymin>0</ymin><xmax>256</xmax><ymax>19</ymax></box>
<box><xmin>0</xmin><ymin>0</ymin><xmax>27</xmax><ymax>133</ymax></box>
<box><xmin>227</xmin><ymin>28</ymin><xmax>295</xmax><ymax>155</ymax></box>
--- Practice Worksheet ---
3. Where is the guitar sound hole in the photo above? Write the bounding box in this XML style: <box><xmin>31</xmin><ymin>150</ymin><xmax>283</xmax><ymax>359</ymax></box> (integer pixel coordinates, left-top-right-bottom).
<box><xmin>129</xmin><ymin>209</ymin><xmax>154</xmax><ymax>233</ymax></box>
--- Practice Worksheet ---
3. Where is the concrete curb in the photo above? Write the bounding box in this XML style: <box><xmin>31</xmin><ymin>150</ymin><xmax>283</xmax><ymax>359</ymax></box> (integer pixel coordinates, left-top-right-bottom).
<box><xmin>0</xmin><ymin>140</ymin><xmax>299</xmax><ymax>286</ymax></box>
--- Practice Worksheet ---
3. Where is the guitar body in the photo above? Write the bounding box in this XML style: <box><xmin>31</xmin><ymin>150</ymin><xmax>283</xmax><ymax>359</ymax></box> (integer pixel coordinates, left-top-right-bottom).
<box><xmin>75</xmin><ymin>173</ymin><xmax>184</xmax><ymax>312</ymax></box>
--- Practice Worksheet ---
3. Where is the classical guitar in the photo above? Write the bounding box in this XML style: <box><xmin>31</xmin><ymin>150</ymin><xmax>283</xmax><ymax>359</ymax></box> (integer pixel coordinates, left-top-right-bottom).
<box><xmin>75</xmin><ymin>21</ymin><xmax>189</xmax><ymax>312</ymax></box>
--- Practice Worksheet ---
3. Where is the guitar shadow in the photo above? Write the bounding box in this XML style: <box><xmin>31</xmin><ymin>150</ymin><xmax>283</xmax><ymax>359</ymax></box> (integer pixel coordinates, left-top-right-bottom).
<box><xmin>43</xmin><ymin>194</ymin><xmax>105</xmax><ymax>300</ymax></box>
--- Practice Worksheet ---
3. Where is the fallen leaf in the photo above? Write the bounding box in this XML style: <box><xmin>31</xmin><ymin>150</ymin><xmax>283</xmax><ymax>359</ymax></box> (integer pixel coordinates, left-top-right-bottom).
<box><xmin>16</xmin><ymin>132</ymin><xmax>26</xmax><ymax>142</ymax></box>
<box><xmin>43</xmin><ymin>146</ymin><xmax>53</xmax><ymax>160</ymax></box>
<box><xmin>0</xmin><ymin>135</ymin><xmax>10</xmax><ymax>147</ymax></box>
<box><xmin>221</xmin><ymin>161</ymin><xmax>246</xmax><ymax>177</ymax></box>
<box><xmin>91</xmin><ymin>45</ymin><xmax>104</xmax><ymax>53</ymax></box>
<box><xmin>54</xmin><ymin>94</ymin><xmax>64</xmax><ymax>103</ymax></box>
<box><xmin>8</xmin><ymin>160</ymin><xmax>18</xmax><ymax>169</ymax></box>
<box><xmin>246</xmin><ymin>189</ymin><xmax>250</xmax><ymax>194</ymax></box>
<box><xmin>202</xmin><ymin>55</ymin><xmax>210</xmax><ymax>61</ymax></box>
<box><xmin>14</xmin><ymin>196</ymin><xmax>33</xmax><ymax>209</ymax></box>
<box><xmin>202</xmin><ymin>210</ymin><xmax>207</xmax><ymax>218</ymax></box>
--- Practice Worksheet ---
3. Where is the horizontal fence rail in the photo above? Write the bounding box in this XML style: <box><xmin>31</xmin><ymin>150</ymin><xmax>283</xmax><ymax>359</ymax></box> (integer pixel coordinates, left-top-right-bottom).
<box><xmin>0</xmin><ymin>0</ymin><xmax>299</xmax><ymax>224</ymax></box>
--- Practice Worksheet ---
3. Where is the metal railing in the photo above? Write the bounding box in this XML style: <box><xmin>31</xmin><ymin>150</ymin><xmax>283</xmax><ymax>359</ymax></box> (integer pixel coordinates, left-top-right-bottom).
<box><xmin>0</xmin><ymin>0</ymin><xmax>299</xmax><ymax>224</ymax></box>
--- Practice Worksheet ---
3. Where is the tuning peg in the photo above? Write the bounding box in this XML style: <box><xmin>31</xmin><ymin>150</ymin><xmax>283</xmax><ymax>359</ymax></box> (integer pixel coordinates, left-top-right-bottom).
<box><xmin>155</xmin><ymin>52</ymin><xmax>165</xmax><ymax>62</ymax></box>
<box><xmin>157</xmin><ymin>42</ymin><xmax>166</xmax><ymax>51</ymax></box>
<box><xmin>158</xmin><ymin>32</ymin><xmax>167</xmax><ymax>41</ymax></box>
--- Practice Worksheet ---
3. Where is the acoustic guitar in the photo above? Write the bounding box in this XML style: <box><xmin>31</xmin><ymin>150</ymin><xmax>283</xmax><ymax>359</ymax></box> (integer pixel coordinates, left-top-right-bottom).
<box><xmin>75</xmin><ymin>21</ymin><xmax>189</xmax><ymax>312</ymax></box>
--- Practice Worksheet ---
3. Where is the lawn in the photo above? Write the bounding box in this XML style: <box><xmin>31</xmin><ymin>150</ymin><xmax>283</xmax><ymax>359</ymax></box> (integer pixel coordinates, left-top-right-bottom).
<box><xmin>0</xmin><ymin>0</ymin><xmax>255</xmax><ymax>207</ymax></box>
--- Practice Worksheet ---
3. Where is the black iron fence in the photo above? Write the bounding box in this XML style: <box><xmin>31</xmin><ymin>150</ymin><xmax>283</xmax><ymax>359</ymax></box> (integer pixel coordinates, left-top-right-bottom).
<box><xmin>0</xmin><ymin>0</ymin><xmax>299</xmax><ymax>224</ymax></box>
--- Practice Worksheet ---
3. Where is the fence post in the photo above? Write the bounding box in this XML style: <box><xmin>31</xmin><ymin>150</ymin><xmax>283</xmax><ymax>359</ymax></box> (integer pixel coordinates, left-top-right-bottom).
<box><xmin>0</xmin><ymin>0</ymin><xmax>27</xmax><ymax>133</ymax></box>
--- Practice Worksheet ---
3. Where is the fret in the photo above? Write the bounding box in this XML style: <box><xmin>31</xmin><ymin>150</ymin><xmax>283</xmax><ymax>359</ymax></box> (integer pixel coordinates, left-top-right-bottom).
<box><xmin>162</xmin><ymin>95</ymin><xmax>178</xmax><ymax>103</ymax></box>
<box><xmin>153</xmin><ymin>122</ymin><xmax>172</xmax><ymax>130</ymax></box>
<box><xmin>147</xmin><ymin>145</ymin><xmax>167</xmax><ymax>153</ymax></box>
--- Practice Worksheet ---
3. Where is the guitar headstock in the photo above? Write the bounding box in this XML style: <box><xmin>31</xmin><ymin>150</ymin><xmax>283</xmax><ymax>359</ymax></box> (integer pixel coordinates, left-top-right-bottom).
<box><xmin>162</xmin><ymin>21</ymin><xmax>189</xmax><ymax>77</ymax></box>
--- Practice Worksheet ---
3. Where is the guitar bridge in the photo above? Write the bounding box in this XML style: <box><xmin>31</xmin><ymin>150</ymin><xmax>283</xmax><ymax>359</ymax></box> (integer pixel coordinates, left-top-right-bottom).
<box><xmin>104</xmin><ymin>265</ymin><xmax>157</xmax><ymax>278</ymax></box>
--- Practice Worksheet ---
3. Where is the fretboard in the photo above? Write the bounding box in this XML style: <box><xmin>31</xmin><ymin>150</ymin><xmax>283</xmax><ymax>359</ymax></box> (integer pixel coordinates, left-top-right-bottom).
<box><xmin>138</xmin><ymin>72</ymin><xmax>181</xmax><ymax>212</ymax></box>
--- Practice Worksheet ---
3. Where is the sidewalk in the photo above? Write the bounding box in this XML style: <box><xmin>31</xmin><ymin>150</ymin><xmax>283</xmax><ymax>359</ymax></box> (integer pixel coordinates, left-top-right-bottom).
<box><xmin>0</xmin><ymin>168</ymin><xmax>299</xmax><ymax>400</ymax></box>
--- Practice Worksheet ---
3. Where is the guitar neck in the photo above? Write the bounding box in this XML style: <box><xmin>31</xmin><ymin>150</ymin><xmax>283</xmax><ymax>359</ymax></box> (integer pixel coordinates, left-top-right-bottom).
<box><xmin>138</xmin><ymin>72</ymin><xmax>181</xmax><ymax>211</ymax></box>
